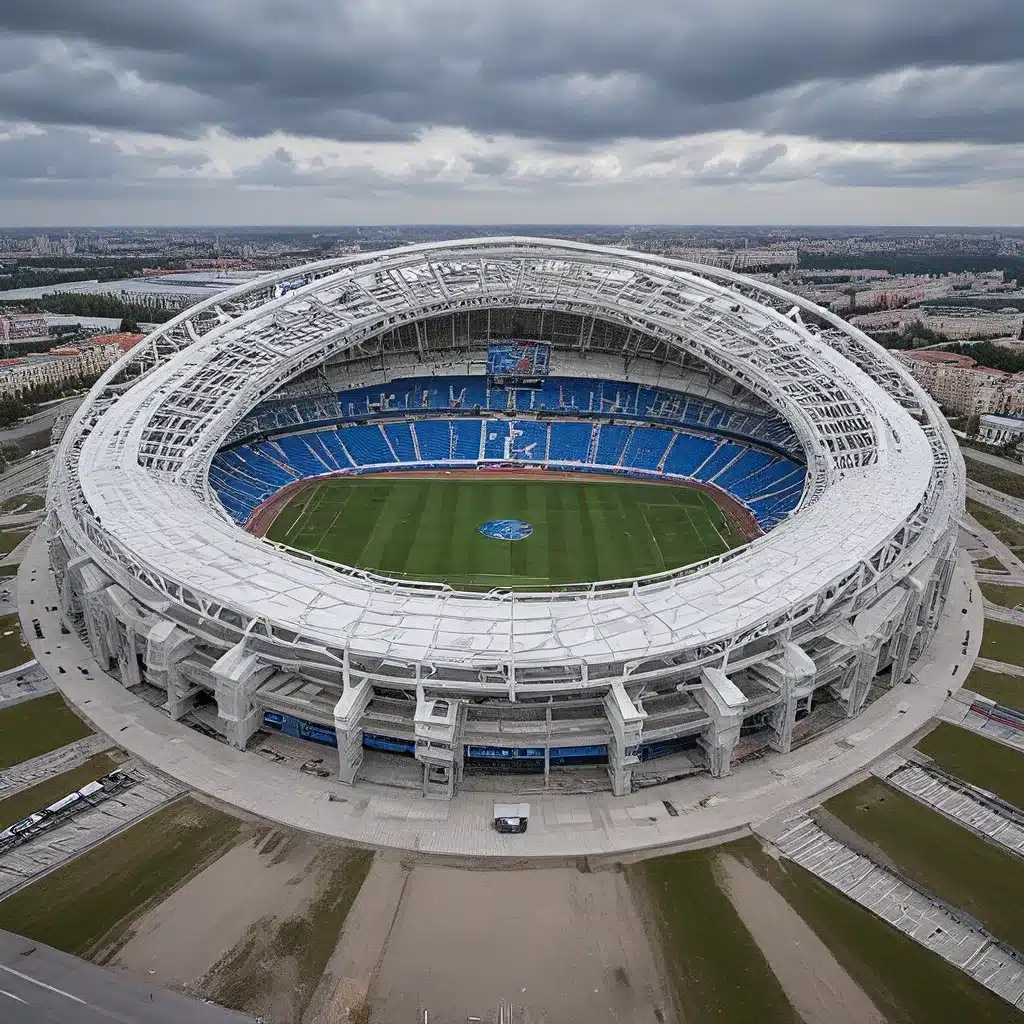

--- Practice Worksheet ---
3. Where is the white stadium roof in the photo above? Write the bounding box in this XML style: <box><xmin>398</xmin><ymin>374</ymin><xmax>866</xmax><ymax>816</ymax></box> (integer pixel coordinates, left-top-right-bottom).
<box><xmin>52</xmin><ymin>238</ymin><xmax>961</xmax><ymax>675</ymax></box>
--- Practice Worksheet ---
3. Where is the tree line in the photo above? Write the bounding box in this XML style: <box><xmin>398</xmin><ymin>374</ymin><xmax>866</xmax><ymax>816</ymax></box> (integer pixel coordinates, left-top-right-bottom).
<box><xmin>0</xmin><ymin>373</ymin><xmax>104</xmax><ymax>429</ymax></box>
<box><xmin>26</xmin><ymin>292</ymin><xmax>176</xmax><ymax>323</ymax></box>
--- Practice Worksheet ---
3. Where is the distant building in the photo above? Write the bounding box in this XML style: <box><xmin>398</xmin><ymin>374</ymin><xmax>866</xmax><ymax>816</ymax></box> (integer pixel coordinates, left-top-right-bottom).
<box><xmin>978</xmin><ymin>414</ymin><xmax>1024</xmax><ymax>447</ymax></box>
<box><xmin>0</xmin><ymin>341</ymin><xmax>122</xmax><ymax>398</ymax></box>
<box><xmin>89</xmin><ymin>331</ymin><xmax>145</xmax><ymax>353</ymax></box>
<box><xmin>895</xmin><ymin>349</ymin><xmax>1024</xmax><ymax>418</ymax></box>
<box><xmin>0</xmin><ymin>312</ymin><xmax>48</xmax><ymax>342</ymax></box>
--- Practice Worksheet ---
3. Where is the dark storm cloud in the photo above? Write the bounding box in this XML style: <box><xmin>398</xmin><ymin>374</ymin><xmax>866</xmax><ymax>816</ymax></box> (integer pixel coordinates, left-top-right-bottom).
<box><xmin>0</xmin><ymin>0</ymin><xmax>1022</xmax><ymax>145</ymax></box>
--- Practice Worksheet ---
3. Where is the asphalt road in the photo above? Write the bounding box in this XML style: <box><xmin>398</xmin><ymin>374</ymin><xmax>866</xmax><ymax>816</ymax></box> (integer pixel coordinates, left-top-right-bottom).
<box><xmin>961</xmin><ymin>444</ymin><xmax>1024</xmax><ymax>478</ymax></box>
<box><xmin>0</xmin><ymin>930</ymin><xmax>256</xmax><ymax>1024</ymax></box>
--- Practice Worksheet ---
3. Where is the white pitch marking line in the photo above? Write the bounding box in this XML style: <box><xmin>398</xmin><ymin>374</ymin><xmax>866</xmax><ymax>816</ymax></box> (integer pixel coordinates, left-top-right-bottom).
<box><xmin>0</xmin><ymin>988</ymin><xmax>29</xmax><ymax>1004</ymax></box>
<box><xmin>0</xmin><ymin>964</ymin><xmax>87</xmax><ymax>1004</ymax></box>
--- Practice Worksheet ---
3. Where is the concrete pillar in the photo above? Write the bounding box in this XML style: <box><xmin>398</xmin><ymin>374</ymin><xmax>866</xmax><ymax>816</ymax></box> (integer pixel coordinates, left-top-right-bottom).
<box><xmin>413</xmin><ymin>685</ymin><xmax>465</xmax><ymax>799</ymax></box>
<box><xmin>145</xmin><ymin>620</ymin><xmax>198</xmax><ymax>719</ymax></box>
<box><xmin>693</xmin><ymin>668</ymin><xmax>748</xmax><ymax>778</ymax></box>
<box><xmin>211</xmin><ymin>641</ymin><xmax>275</xmax><ymax>749</ymax></box>
<box><xmin>604</xmin><ymin>679</ymin><xmax>646</xmax><ymax>796</ymax></box>
<box><xmin>333</xmin><ymin>677</ymin><xmax>372</xmax><ymax>785</ymax></box>
<box><xmin>70</xmin><ymin>559</ymin><xmax>116</xmax><ymax>669</ymax></box>
<box><xmin>757</xmin><ymin>643</ymin><xmax>816</xmax><ymax>754</ymax></box>
<box><xmin>889</xmin><ymin>576</ymin><xmax>926</xmax><ymax>687</ymax></box>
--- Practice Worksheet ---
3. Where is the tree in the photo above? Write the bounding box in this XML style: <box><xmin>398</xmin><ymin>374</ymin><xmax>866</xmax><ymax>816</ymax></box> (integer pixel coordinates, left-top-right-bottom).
<box><xmin>966</xmin><ymin>414</ymin><xmax>981</xmax><ymax>438</ymax></box>
<box><xmin>119</xmin><ymin>315</ymin><xmax>140</xmax><ymax>333</ymax></box>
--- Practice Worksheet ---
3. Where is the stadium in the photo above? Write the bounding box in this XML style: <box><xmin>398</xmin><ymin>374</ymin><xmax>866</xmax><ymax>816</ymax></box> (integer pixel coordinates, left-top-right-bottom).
<box><xmin>47</xmin><ymin>238</ymin><xmax>964</xmax><ymax>800</ymax></box>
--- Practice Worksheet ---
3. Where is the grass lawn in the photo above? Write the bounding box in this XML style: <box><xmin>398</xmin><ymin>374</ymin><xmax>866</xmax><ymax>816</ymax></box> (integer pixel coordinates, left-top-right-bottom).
<box><xmin>825</xmin><ymin>780</ymin><xmax>1024</xmax><ymax>949</ymax></box>
<box><xmin>0</xmin><ymin>751</ymin><xmax>118</xmax><ymax>831</ymax></box>
<box><xmin>0</xmin><ymin>529</ymin><xmax>31</xmax><ymax>555</ymax></box>
<box><xmin>965</xmin><ymin>498</ymin><xmax>1024</xmax><ymax>552</ymax></box>
<box><xmin>979</xmin><ymin>582</ymin><xmax>1024</xmax><ymax>607</ymax></box>
<box><xmin>0</xmin><ymin>691</ymin><xmax>92</xmax><ymax>769</ymax></box>
<box><xmin>0</xmin><ymin>611</ymin><xmax>32</xmax><ymax>671</ymax></box>
<box><xmin>0</xmin><ymin>797</ymin><xmax>246</xmax><ymax>960</ymax></box>
<box><xmin>965</xmin><ymin>460</ymin><xmax>1024</xmax><ymax>501</ymax></box>
<box><xmin>267</xmin><ymin>475</ymin><xmax>744</xmax><ymax>589</ymax></box>
<box><xmin>965</xmin><ymin>667</ymin><xmax>1024</xmax><ymax>709</ymax></box>
<box><xmin>979</xmin><ymin>617</ymin><xmax>1024</xmax><ymax>668</ymax></box>
<box><xmin>917</xmin><ymin>722</ymin><xmax>1024</xmax><ymax>808</ymax></box>
<box><xmin>976</xmin><ymin>554</ymin><xmax>1006</xmax><ymax>571</ymax></box>
<box><xmin>732</xmin><ymin>839</ymin><xmax>1020</xmax><ymax>1024</ymax></box>
<box><xmin>0</xmin><ymin>493</ymin><xmax>44</xmax><ymax>514</ymax></box>
<box><xmin>630</xmin><ymin>848</ymin><xmax>801</xmax><ymax>1024</ymax></box>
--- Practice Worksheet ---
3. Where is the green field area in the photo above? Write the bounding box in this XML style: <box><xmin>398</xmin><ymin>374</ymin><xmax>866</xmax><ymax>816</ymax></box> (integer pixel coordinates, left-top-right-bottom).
<box><xmin>0</xmin><ymin>529</ymin><xmax>30</xmax><ymax>555</ymax></box>
<box><xmin>826</xmin><ymin>779</ymin><xmax>1024</xmax><ymax>949</ymax></box>
<box><xmin>0</xmin><ymin>797</ymin><xmax>246</xmax><ymax>959</ymax></box>
<box><xmin>980</xmin><ymin>582</ymin><xmax>1024</xmax><ymax>607</ymax></box>
<box><xmin>0</xmin><ymin>493</ymin><xmax>44</xmax><ymax>514</ymax></box>
<box><xmin>631</xmin><ymin>848</ymin><xmax>801</xmax><ymax>1024</ymax></box>
<box><xmin>0</xmin><ymin>751</ymin><xmax>118</xmax><ymax>831</ymax></box>
<box><xmin>267</xmin><ymin>474</ymin><xmax>744</xmax><ymax>589</ymax></box>
<box><xmin>965</xmin><ymin>666</ymin><xmax>1024</xmax><ymax>709</ymax></box>
<box><xmin>976</xmin><ymin>554</ymin><xmax>1006</xmax><ymax>571</ymax></box>
<box><xmin>917</xmin><ymin>723</ymin><xmax>1024</xmax><ymax>808</ymax></box>
<box><xmin>0</xmin><ymin>610</ymin><xmax>32</xmax><ymax>671</ymax></box>
<box><xmin>979</xmin><ymin>617</ymin><xmax>1024</xmax><ymax>667</ymax></box>
<box><xmin>965</xmin><ymin>499</ymin><xmax>1024</xmax><ymax>552</ymax></box>
<box><xmin>0</xmin><ymin>692</ymin><xmax>92</xmax><ymax>769</ymax></box>
<box><xmin>964</xmin><ymin>460</ymin><xmax>1024</xmax><ymax>501</ymax></box>
<box><xmin>731</xmin><ymin>839</ymin><xmax>1020</xmax><ymax>1024</ymax></box>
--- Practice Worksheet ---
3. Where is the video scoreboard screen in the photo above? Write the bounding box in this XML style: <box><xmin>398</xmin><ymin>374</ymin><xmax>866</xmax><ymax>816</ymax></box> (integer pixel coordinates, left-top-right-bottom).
<box><xmin>486</xmin><ymin>342</ymin><xmax>550</xmax><ymax>386</ymax></box>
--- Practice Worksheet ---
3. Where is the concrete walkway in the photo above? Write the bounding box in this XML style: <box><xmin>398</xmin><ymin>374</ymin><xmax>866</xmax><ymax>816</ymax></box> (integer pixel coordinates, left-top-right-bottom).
<box><xmin>962</xmin><ymin>446</ymin><xmax>1024</xmax><ymax>478</ymax></box>
<box><xmin>17</xmin><ymin>525</ymin><xmax>983</xmax><ymax>860</ymax></box>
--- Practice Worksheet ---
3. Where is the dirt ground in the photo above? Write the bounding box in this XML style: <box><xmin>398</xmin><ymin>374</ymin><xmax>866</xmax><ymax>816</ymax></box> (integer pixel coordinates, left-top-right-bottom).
<box><xmin>113</xmin><ymin>828</ymin><xmax>371</xmax><ymax>1023</ymax></box>
<box><xmin>717</xmin><ymin>853</ymin><xmax>886</xmax><ymax>1024</ymax></box>
<box><xmin>311</xmin><ymin>856</ymin><xmax>674</xmax><ymax>1024</ymax></box>
<box><xmin>113</xmin><ymin>828</ymin><xmax>319</xmax><ymax>989</ymax></box>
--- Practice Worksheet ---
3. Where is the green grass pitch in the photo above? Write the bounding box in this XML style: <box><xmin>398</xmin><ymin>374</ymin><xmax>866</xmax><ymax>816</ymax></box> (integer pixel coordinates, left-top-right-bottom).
<box><xmin>265</xmin><ymin>474</ymin><xmax>746</xmax><ymax>590</ymax></box>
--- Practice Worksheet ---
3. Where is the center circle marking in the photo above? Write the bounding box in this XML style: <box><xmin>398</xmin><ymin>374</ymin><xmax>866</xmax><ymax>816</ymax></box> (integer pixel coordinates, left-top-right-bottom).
<box><xmin>478</xmin><ymin>519</ymin><xmax>534</xmax><ymax>541</ymax></box>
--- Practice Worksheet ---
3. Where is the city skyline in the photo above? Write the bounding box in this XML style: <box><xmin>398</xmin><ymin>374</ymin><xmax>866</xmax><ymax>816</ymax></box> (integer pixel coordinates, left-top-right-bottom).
<box><xmin>0</xmin><ymin>0</ymin><xmax>1022</xmax><ymax>227</ymax></box>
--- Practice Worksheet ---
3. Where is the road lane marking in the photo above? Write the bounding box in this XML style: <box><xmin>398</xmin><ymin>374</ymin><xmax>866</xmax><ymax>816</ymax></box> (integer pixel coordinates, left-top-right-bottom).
<box><xmin>0</xmin><ymin>964</ymin><xmax>86</xmax><ymax>1003</ymax></box>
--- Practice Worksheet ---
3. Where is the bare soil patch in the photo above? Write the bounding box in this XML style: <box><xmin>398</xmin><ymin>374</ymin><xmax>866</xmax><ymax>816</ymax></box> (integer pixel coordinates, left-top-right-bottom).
<box><xmin>113</xmin><ymin>828</ymin><xmax>371</xmax><ymax>1023</ymax></box>
<box><xmin>334</xmin><ymin>859</ymin><xmax>672</xmax><ymax>1024</ymax></box>
<box><xmin>717</xmin><ymin>852</ymin><xmax>886</xmax><ymax>1024</ymax></box>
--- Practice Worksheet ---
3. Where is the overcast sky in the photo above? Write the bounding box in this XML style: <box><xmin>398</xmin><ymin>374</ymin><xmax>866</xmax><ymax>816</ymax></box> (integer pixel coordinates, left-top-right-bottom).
<box><xmin>0</xmin><ymin>0</ymin><xmax>1022</xmax><ymax>227</ymax></box>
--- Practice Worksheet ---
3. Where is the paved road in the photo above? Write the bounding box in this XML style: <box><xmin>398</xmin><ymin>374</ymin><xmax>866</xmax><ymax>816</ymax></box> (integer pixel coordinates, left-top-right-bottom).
<box><xmin>0</xmin><ymin>930</ymin><xmax>255</xmax><ymax>1023</ymax></box>
<box><xmin>0</xmin><ymin>398</ymin><xmax>82</xmax><ymax>446</ymax></box>
<box><xmin>966</xmin><ymin>480</ymin><xmax>1024</xmax><ymax>523</ymax></box>
<box><xmin>0</xmin><ymin>452</ymin><xmax>52</xmax><ymax>500</ymax></box>
<box><xmin>961</xmin><ymin>445</ymin><xmax>1024</xmax><ymax>478</ymax></box>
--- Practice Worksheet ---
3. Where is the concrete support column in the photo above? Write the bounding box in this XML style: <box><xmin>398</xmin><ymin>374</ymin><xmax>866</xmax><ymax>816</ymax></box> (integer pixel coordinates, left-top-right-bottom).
<box><xmin>889</xmin><ymin>577</ymin><xmax>926</xmax><ymax>687</ymax></box>
<box><xmin>333</xmin><ymin>677</ymin><xmax>372</xmax><ymax>785</ymax></box>
<box><xmin>413</xmin><ymin>686</ymin><xmax>465</xmax><ymax>799</ymax></box>
<box><xmin>145</xmin><ymin>620</ymin><xmax>198</xmax><ymax>719</ymax></box>
<box><xmin>211</xmin><ymin>641</ymin><xmax>274</xmax><ymax>749</ymax></box>
<box><xmin>694</xmin><ymin>668</ymin><xmax>747</xmax><ymax>778</ymax></box>
<box><xmin>603</xmin><ymin>679</ymin><xmax>646</xmax><ymax>796</ymax></box>
<box><xmin>69</xmin><ymin>559</ymin><xmax>116</xmax><ymax>669</ymax></box>
<box><xmin>759</xmin><ymin>643</ymin><xmax>816</xmax><ymax>754</ymax></box>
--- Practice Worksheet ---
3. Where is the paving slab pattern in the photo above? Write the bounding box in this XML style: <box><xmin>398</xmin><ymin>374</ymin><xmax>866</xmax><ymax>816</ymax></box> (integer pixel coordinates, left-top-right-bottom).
<box><xmin>876</xmin><ymin>758</ymin><xmax>1024</xmax><ymax>857</ymax></box>
<box><xmin>773</xmin><ymin>816</ymin><xmax>1024</xmax><ymax>1009</ymax></box>
<box><xmin>0</xmin><ymin>764</ymin><xmax>183</xmax><ymax>898</ymax></box>
<box><xmin>0</xmin><ymin>735</ymin><xmax>114</xmax><ymax>802</ymax></box>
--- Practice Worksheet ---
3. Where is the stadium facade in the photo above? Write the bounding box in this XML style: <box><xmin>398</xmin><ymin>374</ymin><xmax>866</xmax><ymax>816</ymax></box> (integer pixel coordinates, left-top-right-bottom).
<box><xmin>48</xmin><ymin>238</ymin><xmax>964</xmax><ymax>798</ymax></box>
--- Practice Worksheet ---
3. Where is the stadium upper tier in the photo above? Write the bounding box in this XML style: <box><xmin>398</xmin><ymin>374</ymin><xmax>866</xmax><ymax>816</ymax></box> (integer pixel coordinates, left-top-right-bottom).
<box><xmin>48</xmin><ymin>237</ymin><xmax>964</xmax><ymax>797</ymax></box>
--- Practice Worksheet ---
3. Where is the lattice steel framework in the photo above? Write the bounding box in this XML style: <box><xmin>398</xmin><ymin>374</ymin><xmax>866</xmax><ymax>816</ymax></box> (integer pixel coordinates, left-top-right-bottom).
<box><xmin>48</xmin><ymin>238</ymin><xmax>963</xmax><ymax>696</ymax></box>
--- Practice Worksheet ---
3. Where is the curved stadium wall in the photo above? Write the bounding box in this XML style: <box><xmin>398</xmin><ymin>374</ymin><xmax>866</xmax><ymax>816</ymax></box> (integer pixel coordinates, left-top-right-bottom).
<box><xmin>47</xmin><ymin>238</ymin><xmax>964</xmax><ymax>798</ymax></box>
